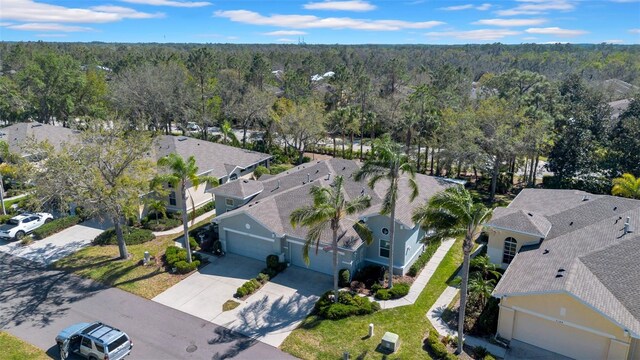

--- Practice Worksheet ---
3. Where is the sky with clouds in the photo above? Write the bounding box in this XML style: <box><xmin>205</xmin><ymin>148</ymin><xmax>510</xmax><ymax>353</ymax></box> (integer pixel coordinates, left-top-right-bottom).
<box><xmin>0</xmin><ymin>0</ymin><xmax>639</xmax><ymax>44</ymax></box>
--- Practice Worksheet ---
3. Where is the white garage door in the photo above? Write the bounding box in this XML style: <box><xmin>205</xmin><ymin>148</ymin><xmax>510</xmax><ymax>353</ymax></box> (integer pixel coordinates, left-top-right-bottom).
<box><xmin>225</xmin><ymin>230</ymin><xmax>274</xmax><ymax>261</ymax></box>
<box><xmin>513</xmin><ymin>311</ymin><xmax>610</xmax><ymax>360</ymax></box>
<box><xmin>289</xmin><ymin>242</ymin><xmax>335</xmax><ymax>276</ymax></box>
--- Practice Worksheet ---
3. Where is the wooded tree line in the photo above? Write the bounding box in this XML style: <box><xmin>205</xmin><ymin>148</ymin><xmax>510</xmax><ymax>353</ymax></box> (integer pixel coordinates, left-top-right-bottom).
<box><xmin>1</xmin><ymin>42</ymin><xmax>639</xmax><ymax>200</ymax></box>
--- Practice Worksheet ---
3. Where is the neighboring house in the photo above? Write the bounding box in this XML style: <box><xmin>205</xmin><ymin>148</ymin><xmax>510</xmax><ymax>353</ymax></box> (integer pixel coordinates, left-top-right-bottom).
<box><xmin>486</xmin><ymin>188</ymin><xmax>640</xmax><ymax>360</ymax></box>
<box><xmin>151</xmin><ymin>135</ymin><xmax>271</xmax><ymax>214</ymax></box>
<box><xmin>210</xmin><ymin>158</ymin><xmax>456</xmax><ymax>277</ymax></box>
<box><xmin>0</xmin><ymin>122</ymin><xmax>79</xmax><ymax>158</ymax></box>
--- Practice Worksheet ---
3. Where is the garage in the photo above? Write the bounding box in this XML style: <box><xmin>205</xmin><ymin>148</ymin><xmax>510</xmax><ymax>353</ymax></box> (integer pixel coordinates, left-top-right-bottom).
<box><xmin>289</xmin><ymin>242</ymin><xmax>336</xmax><ymax>276</ymax></box>
<box><xmin>512</xmin><ymin>310</ymin><xmax>611</xmax><ymax>360</ymax></box>
<box><xmin>224</xmin><ymin>229</ymin><xmax>274</xmax><ymax>261</ymax></box>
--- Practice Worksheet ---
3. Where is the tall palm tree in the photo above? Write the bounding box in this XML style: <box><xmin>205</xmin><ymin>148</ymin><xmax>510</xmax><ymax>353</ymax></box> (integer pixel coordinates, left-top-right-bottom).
<box><xmin>612</xmin><ymin>173</ymin><xmax>640</xmax><ymax>199</ymax></box>
<box><xmin>412</xmin><ymin>186</ymin><xmax>492</xmax><ymax>353</ymax></box>
<box><xmin>153</xmin><ymin>153</ymin><xmax>218</xmax><ymax>263</ymax></box>
<box><xmin>354</xmin><ymin>135</ymin><xmax>418</xmax><ymax>288</ymax></box>
<box><xmin>290</xmin><ymin>176</ymin><xmax>373</xmax><ymax>300</ymax></box>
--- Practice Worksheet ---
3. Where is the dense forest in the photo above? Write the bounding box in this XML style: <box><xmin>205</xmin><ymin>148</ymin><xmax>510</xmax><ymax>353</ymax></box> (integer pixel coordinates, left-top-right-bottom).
<box><xmin>1</xmin><ymin>42</ymin><xmax>639</xmax><ymax>199</ymax></box>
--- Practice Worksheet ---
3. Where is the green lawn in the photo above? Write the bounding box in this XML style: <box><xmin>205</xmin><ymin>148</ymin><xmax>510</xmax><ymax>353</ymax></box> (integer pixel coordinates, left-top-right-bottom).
<box><xmin>280</xmin><ymin>238</ymin><xmax>463</xmax><ymax>360</ymax></box>
<box><xmin>0</xmin><ymin>332</ymin><xmax>49</xmax><ymax>360</ymax></box>
<box><xmin>53</xmin><ymin>216</ymin><xmax>215</xmax><ymax>299</ymax></box>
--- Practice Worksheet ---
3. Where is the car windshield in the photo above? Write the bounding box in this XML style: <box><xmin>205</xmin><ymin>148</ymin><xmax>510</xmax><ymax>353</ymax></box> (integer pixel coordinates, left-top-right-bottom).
<box><xmin>6</xmin><ymin>219</ymin><xmax>19</xmax><ymax>226</ymax></box>
<box><xmin>108</xmin><ymin>335</ymin><xmax>128</xmax><ymax>352</ymax></box>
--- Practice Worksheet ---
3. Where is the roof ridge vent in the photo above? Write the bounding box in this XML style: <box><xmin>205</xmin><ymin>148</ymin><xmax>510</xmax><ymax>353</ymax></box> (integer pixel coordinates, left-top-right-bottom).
<box><xmin>543</xmin><ymin>249</ymin><xmax>549</xmax><ymax>254</ymax></box>
<box><xmin>31</xmin><ymin>123</ymin><xmax>43</xmax><ymax>128</ymax></box>
<box><xmin>527</xmin><ymin>212</ymin><xmax>533</xmax><ymax>217</ymax></box>
<box><xmin>177</xmin><ymin>137</ymin><xmax>188</xmax><ymax>141</ymax></box>
<box><xmin>582</xmin><ymin>195</ymin><xmax>590</xmax><ymax>201</ymax></box>
<box><xmin>624</xmin><ymin>216</ymin><xmax>634</xmax><ymax>235</ymax></box>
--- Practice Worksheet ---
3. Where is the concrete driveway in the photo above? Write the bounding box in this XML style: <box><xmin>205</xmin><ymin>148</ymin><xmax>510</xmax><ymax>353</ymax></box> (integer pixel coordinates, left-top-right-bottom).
<box><xmin>0</xmin><ymin>219</ymin><xmax>108</xmax><ymax>265</ymax></box>
<box><xmin>153</xmin><ymin>253</ymin><xmax>332</xmax><ymax>347</ymax></box>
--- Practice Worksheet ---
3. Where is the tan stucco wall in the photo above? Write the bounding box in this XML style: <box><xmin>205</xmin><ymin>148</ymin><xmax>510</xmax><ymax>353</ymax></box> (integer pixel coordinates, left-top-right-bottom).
<box><xmin>485</xmin><ymin>227</ymin><xmax>541</xmax><ymax>268</ymax></box>
<box><xmin>498</xmin><ymin>293</ymin><xmax>633</xmax><ymax>359</ymax></box>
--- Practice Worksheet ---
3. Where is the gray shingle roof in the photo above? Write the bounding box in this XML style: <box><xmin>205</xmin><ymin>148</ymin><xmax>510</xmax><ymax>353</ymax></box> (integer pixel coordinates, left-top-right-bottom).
<box><xmin>215</xmin><ymin>158</ymin><xmax>457</xmax><ymax>249</ymax></box>
<box><xmin>153</xmin><ymin>135</ymin><xmax>271</xmax><ymax>179</ymax></box>
<box><xmin>487</xmin><ymin>208</ymin><xmax>551</xmax><ymax>237</ymax></box>
<box><xmin>210</xmin><ymin>179</ymin><xmax>263</xmax><ymax>200</ymax></box>
<box><xmin>492</xmin><ymin>189</ymin><xmax>640</xmax><ymax>336</ymax></box>
<box><xmin>0</xmin><ymin>122</ymin><xmax>79</xmax><ymax>154</ymax></box>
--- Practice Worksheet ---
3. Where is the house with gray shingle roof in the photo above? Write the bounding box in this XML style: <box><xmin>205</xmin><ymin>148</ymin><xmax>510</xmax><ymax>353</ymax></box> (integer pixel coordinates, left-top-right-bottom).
<box><xmin>0</xmin><ymin>122</ymin><xmax>79</xmax><ymax>157</ymax></box>
<box><xmin>151</xmin><ymin>135</ymin><xmax>271</xmax><ymax>213</ymax></box>
<box><xmin>486</xmin><ymin>188</ymin><xmax>640</xmax><ymax>359</ymax></box>
<box><xmin>208</xmin><ymin>158</ymin><xmax>457</xmax><ymax>277</ymax></box>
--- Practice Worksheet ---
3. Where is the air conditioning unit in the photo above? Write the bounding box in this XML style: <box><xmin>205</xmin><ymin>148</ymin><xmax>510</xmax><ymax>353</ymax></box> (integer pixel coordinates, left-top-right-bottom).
<box><xmin>278</xmin><ymin>252</ymin><xmax>286</xmax><ymax>263</ymax></box>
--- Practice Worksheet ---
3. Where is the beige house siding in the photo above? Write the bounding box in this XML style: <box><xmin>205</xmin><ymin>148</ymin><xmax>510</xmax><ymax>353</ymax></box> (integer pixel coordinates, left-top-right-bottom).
<box><xmin>485</xmin><ymin>227</ymin><xmax>541</xmax><ymax>269</ymax></box>
<box><xmin>498</xmin><ymin>293</ymin><xmax>633</xmax><ymax>359</ymax></box>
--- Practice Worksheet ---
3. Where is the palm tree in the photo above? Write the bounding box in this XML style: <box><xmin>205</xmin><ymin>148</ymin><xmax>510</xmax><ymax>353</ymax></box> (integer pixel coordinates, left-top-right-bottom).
<box><xmin>468</xmin><ymin>275</ymin><xmax>496</xmax><ymax>308</ymax></box>
<box><xmin>220</xmin><ymin>119</ymin><xmax>239</xmax><ymax>146</ymax></box>
<box><xmin>412</xmin><ymin>186</ymin><xmax>492</xmax><ymax>353</ymax></box>
<box><xmin>354</xmin><ymin>135</ymin><xmax>418</xmax><ymax>288</ymax></box>
<box><xmin>470</xmin><ymin>254</ymin><xmax>502</xmax><ymax>281</ymax></box>
<box><xmin>153</xmin><ymin>153</ymin><xmax>218</xmax><ymax>263</ymax></box>
<box><xmin>290</xmin><ymin>175</ymin><xmax>373</xmax><ymax>300</ymax></box>
<box><xmin>612</xmin><ymin>173</ymin><xmax>640</xmax><ymax>199</ymax></box>
<box><xmin>147</xmin><ymin>198</ymin><xmax>167</xmax><ymax>224</ymax></box>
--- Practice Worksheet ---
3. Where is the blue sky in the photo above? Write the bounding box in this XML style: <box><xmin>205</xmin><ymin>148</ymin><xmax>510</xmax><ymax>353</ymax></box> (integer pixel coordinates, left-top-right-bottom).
<box><xmin>1</xmin><ymin>0</ymin><xmax>639</xmax><ymax>44</ymax></box>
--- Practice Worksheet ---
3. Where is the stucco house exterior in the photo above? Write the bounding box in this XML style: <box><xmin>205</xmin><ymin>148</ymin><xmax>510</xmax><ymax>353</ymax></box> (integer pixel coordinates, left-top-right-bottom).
<box><xmin>486</xmin><ymin>188</ymin><xmax>640</xmax><ymax>359</ymax></box>
<box><xmin>151</xmin><ymin>135</ymin><xmax>272</xmax><ymax>214</ymax></box>
<box><xmin>210</xmin><ymin>158</ymin><xmax>456</xmax><ymax>277</ymax></box>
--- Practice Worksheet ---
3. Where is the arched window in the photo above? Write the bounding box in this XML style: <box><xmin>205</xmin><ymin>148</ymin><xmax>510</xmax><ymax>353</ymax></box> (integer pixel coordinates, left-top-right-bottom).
<box><xmin>502</xmin><ymin>237</ymin><xmax>517</xmax><ymax>264</ymax></box>
<box><xmin>230</xmin><ymin>173</ymin><xmax>238</xmax><ymax>181</ymax></box>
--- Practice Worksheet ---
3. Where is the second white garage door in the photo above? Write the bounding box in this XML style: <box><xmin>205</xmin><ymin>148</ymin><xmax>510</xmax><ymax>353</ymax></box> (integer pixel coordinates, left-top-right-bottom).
<box><xmin>224</xmin><ymin>230</ymin><xmax>274</xmax><ymax>261</ymax></box>
<box><xmin>512</xmin><ymin>311</ymin><xmax>610</xmax><ymax>360</ymax></box>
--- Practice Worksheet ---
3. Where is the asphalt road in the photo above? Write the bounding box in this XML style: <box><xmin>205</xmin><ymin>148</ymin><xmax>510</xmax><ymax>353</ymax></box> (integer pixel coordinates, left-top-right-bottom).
<box><xmin>0</xmin><ymin>253</ymin><xmax>297</xmax><ymax>360</ymax></box>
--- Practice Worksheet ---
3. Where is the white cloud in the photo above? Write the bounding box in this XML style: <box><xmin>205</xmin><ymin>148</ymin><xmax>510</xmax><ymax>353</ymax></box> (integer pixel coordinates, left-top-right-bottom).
<box><xmin>473</xmin><ymin>18</ymin><xmax>547</xmax><ymax>26</ymax></box>
<box><xmin>277</xmin><ymin>38</ymin><xmax>296</xmax><ymax>42</ymax></box>
<box><xmin>611</xmin><ymin>0</ymin><xmax>640</xmax><ymax>3</ymax></box>
<box><xmin>525</xmin><ymin>27</ymin><xmax>587</xmax><ymax>37</ymax></box>
<box><xmin>603</xmin><ymin>39</ymin><xmax>624</xmax><ymax>43</ymax></box>
<box><xmin>543</xmin><ymin>41</ymin><xmax>569</xmax><ymax>44</ymax></box>
<box><xmin>496</xmin><ymin>0</ymin><xmax>575</xmax><ymax>16</ymax></box>
<box><xmin>629</xmin><ymin>28</ymin><xmax>640</xmax><ymax>34</ymax></box>
<box><xmin>425</xmin><ymin>29</ymin><xmax>521</xmax><ymax>41</ymax></box>
<box><xmin>263</xmin><ymin>30</ymin><xmax>307</xmax><ymax>36</ymax></box>
<box><xmin>0</xmin><ymin>22</ymin><xmax>14</xmax><ymax>26</ymax></box>
<box><xmin>5</xmin><ymin>22</ymin><xmax>94</xmax><ymax>32</ymax></box>
<box><xmin>303</xmin><ymin>1</ymin><xmax>376</xmax><ymax>12</ymax></box>
<box><xmin>214</xmin><ymin>10</ymin><xmax>445</xmax><ymax>31</ymax></box>
<box><xmin>120</xmin><ymin>0</ymin><xmax>211</xmax><ymax>7</ymax></box>
<box><xmin>0</xmin><ymin>0</ymin><xmax>163</xmax><ymax>23</ymax></box>
<box><xmin>90</xmin><ymin>6</ymin><xmax>166</xmax><ymax>19</ymax></box>
<box><xmin>441</xmin><ymin>3</ymin><xmax>492</xmax><ymax>11</ymax></box>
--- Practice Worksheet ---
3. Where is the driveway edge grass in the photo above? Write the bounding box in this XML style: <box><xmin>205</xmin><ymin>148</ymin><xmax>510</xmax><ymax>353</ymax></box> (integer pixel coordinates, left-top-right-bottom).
<box><xmin>280</xmin><ymin>237</ymin><xmax>463</xmax><ymax>359</ymax></box>
<box><xmin>0</xmin><ymin>332</ymin><xmax>49</xmax><ymax>360</ymax></box>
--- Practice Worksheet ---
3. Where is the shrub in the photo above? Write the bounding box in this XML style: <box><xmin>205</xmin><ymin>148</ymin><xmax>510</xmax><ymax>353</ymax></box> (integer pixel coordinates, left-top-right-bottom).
<box><xmin>235</xmin><ymin>278</ymin><xmax>263</xmax><ymax>298</ymax></box>
<box><xmin>350</xmin><ymin>281</ymin><xmax>365</xmax><ymax>293</ymax></box>
<box><xmin>408</xmin><ymin>240</ymin><xmax>441</xmax><ymax>277</ymax></box>
<box><xmin>483</xmin><ymin>355</ymin><xmax>496</xmax><ymax>360</ymax></box>
<box><xmin>143</xmin><ymin>217</ymin><xmax>181</xmax><ymax>231</ymax></box>
<box><xmin>175</xmin><ymin>260</ymin><xmax>200</xmax><ymax>274</ymax></box>
<box><xmin>353</xmin><ymin>265</ymin><xmax>385</xmax><ymax>288</ymax></box>
<box><xmin>338</xmin><ymin>269</ymin><xmax>350</xmax><ymax>287</ymax></box>
<box><xmin>315</xmin><ymin>291</ymin><xmax>380</xmax><ymax>320</ymax></box>
<box><xmin>93</xmin><ymin>227</ymin><xmax>155</xmax><ymax>246</ymax></box>
<box><xmin>32</xmin><ymin>216</ymin><xmax>81</xmax><ymax>240</ymax></box>
<box><xmin>374</xmin><ymin>289</ymin><xmax>391</xmax><ymax>300</ymax></box>
<box><xmin>266</xmin><ymin>254</ymin><xmax>279</xmax><ymax>269</ymax></box>
<box><xmin>261</xmin><ymin>267</ymin><xmax>277</xmax><ymax>279</ymax></box>
<box><xmin>189</xmin><ymin>236</ymin><xmax>199</xmax><ymax>251</ymax></box>
<box><xmin>270</xmin><ymin>164</ymin><xmax>293</xmax><ymax>175</ymax></box>
<box><xmin>254</xmin><ymin>165</ymin><xmax>270</xmax><ymax>179</ymax></box>
<box><xmin>256</xmin><ymin>273</ymin><xmax>270</xmax><ymax>284</ymax></box>
<box><xmin>389</xmin><ymin>283</ymin><xmax>410</xmax><ymax>299</ymax></box>
<box><xmin>164</xmin><ymin>246</ymin><xmax>188</xmax><ymax>268</ymax></box>
<box><xmin>371</xmin><ymin>283</ymin><xmax>383</xmax><ymax>293</ymax></box>
<box><xmin>425</xmin><ymin>330</ymin><xmax>457</xmax><ymax>360</ymax></box>
<box><xmin>0</xmin><ymin>215</ymin><xmax>12</xmax><ymax>224</ymax></box>
<box><xmin>473</xmin><ymin>346</ymin><xmax>489</xmax><ymax>359</ymax></box>
<box><xmin>187</xmin><ymin>201</ymin><xmax>215</xmax><ymax>221</ymax></box>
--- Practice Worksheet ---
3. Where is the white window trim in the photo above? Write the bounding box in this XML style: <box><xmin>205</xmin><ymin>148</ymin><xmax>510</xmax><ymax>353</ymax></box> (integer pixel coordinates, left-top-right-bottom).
<box><xmin>379</xmin><ymin>239</ymin><xmax>390</xmax><ymax>258</ymax></box>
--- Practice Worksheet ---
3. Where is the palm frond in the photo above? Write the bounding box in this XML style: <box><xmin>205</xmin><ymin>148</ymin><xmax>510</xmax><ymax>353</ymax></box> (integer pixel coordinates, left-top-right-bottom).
<box><xmin>345</xmin><ymin>194</ymin><xmax>372</xmax><ymax>215</ymax></box>
<box><xmin>380</xmin><ymin>183</ymin><xmax>397</xmax><ymax>216</ymax></box>
<box><xmin>353</xmin><ymin>221</ymin><xmax>373</xmax><ymax>245</ymax></box>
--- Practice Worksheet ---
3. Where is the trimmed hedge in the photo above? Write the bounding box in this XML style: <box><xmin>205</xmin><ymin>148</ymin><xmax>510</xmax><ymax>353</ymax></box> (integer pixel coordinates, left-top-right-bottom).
<box><xmin>33</xmin><ymin>216</ymin><xmax>80</xmax><ymax>240</ymax></box>
<box><xmin>315</xmin><ymin>291</ymin><xmax>380</xmax><ymax>320</ymax></box>
<box><xmin>254</xmin><ymin>165</ymin><xmax>270</xmax><ymax>179</ymax></box>
<box><xmin>164</xmin><ymin>245</ymin><xmax>200</xmax><ymax>274</ymax></box>
<box><xmin>93</xmin><ymin>227</ymin><xmax>155</xmax><ymax>246</ymax></box>
<box><xmin>338</xmin><ymin>269</ymin><xmax>350</xmax><ymax>287</ymax></box>
<box><xmin>374</xmin><ymin>282</ymin><xmax>410</xmax><ymax>300</ymax></box>
<box><xmin>235</xmin><ymin>278</ymin><xmax>262</xmax><ymax>298</ymax></box>
<box><xmin>143</xmin><ymin>217</ymin><xmax>181</xmax><ymax>231</ymax></box>
<box><xmin>408</xmin><ymin>240</ymin><xmax>442</xmax><ymax>277</ymax></box>
<box><xmin>425</xmin><ymin>330</ymin><xmax>458</xmax><ymax>360</ymax></box>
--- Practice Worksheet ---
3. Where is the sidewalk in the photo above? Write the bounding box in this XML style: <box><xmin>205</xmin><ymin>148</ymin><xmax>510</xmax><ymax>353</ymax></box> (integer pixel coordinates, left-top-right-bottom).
<box><xmin>373</xmin><ymin>238</ymin><xmax>456</xmax><ymax>309</ymax></box>
<box><xmin>152</xmin><ymin>209</ymin><xmax>216</xmax><ymax>237</ymax></box>
<box><xmin>426</xmin><ymin>245</ymin><xmax>507</xmax><ymax>358</ymax></box>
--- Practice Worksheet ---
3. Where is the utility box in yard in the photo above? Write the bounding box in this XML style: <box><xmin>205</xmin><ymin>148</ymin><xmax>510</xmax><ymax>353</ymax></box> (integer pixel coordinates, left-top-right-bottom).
<box><xmin>381</xmin><ymin>332</ymin><xmax>399</xmax><ymax>353</ymax></box>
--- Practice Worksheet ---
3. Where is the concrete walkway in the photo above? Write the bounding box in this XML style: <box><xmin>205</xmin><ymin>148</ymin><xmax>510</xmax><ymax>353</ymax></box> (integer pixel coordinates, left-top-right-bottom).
<box><xmin>0</xmin><ymin>219</ymin><xmax>108</xmax><ymax>265</ymax></box>
<box><xmin>152</xmin><ymin>209</ymin><xmax>216</xmax><ymax>236</ymax></box>
<box><xmin>373</xmin><ymin>238</ymin><xmax>456</xmax><ymax>309</ymax></box>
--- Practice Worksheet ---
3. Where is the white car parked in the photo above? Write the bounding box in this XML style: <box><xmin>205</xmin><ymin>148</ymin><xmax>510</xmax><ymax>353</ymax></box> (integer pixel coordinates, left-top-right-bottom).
<box><xmin>0</xmin><ymin>212</ymin><xmax>53</xmax><ymax>240</ymax></box>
